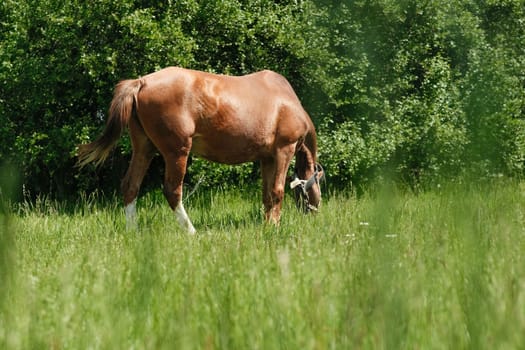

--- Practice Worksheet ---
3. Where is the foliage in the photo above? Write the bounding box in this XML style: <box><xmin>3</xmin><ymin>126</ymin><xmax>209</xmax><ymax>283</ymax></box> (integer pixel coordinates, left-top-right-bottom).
<box><xmin>307</xmin><ymin>0</ymin><xmax>524</xmax><ymax>185</ymax></box>
<box><xmin>0</xmin><ymin>0</ymin><xmax>524</xmax><ymax>197</ymax></box>
<box><xmin>3</xmin><ymin>181</ymin><xmax>525</xmax><ymax>348</ymax></box>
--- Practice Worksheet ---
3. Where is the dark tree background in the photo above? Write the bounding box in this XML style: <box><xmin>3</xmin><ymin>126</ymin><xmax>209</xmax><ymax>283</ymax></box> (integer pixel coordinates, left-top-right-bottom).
<box><xmin>1</xmin><ymin>0</ymin><xmax>524</xmax><ymax>198</ymax></box>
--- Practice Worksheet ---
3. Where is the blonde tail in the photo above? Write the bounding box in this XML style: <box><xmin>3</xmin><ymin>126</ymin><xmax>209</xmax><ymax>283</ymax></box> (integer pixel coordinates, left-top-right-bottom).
<box><xmin>77</xmin><ymin>79</ymin><xmax>143</xmax><ymax>168</ymax></box>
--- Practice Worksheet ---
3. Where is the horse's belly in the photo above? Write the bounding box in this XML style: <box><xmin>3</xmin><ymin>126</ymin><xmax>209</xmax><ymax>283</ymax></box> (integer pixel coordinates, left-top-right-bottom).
<box><xmin>191</xmin><ymin>133</ymin><xmax>267</xmax><ymax>164</ymax></box>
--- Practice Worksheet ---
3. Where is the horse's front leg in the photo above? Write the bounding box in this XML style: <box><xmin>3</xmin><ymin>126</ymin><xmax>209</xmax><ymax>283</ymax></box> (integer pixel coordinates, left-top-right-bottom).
<box><xmin>261</xmin><ymin>158</ymin><xmax>279</xmax><ymax>224</ymax></box>
<box><xmin>261</xmin><ymin>144</ymin><xmax>296</xmax><ymax>224</ymax></box>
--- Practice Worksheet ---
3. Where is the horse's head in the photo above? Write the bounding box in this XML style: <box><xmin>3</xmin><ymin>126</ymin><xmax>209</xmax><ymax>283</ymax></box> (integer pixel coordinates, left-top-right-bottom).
<box><xmin>290</xmin><ymin>163</ymin><xmax>325</xmax><ymax>213</ymax></box>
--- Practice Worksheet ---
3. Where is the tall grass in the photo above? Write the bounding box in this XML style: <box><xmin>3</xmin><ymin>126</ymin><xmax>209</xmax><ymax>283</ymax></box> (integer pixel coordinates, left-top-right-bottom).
<box><xmin>2</xmin><ymin>180</ymin><xmax>525</xmax><ymax>349</ymax></box>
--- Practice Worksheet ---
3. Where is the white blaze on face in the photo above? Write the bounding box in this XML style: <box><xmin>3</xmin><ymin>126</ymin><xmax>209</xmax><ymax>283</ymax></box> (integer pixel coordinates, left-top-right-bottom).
<box><xmin>174</xmin><ymin>202</ymin><xmax>196</xmax><ymax>234</ymax></box>
<box><xmin>125</xmin><ymin>199</ymin><xmax>137</xmax><ymax>230</ymax></box>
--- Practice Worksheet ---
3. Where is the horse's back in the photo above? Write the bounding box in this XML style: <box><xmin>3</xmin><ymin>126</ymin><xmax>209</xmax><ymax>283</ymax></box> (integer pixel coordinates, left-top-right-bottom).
<box><xmin>139</xmin><ymin>67</ymin><xmax>301</xmax><ymax>108</ymax></box>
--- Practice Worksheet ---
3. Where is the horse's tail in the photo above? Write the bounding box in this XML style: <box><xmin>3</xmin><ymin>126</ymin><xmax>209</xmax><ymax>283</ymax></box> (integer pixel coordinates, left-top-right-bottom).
<box><xmin>77</xmin><ymin>79</ymin><xmax>143</xmax><ymax>168</ymax></box>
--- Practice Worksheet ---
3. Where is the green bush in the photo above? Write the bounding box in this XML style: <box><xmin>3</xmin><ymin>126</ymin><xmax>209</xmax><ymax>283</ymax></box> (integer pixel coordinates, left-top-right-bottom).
<box><xmin>0</xmin><ymin>0</ymin><xmax>523</xmax><ymax>197</ymax></box>
<box><xmin>306</xmin><ymin>0</ymin><xmax>524</xmax><ymax>186</ymax></box>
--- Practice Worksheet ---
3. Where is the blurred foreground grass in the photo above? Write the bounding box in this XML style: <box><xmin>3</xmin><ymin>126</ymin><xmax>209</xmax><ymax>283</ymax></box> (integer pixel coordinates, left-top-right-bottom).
<box><xmin>1</xmin><ymin>180</ymin><xmax>524</xmax><ymax>349</ymax></box>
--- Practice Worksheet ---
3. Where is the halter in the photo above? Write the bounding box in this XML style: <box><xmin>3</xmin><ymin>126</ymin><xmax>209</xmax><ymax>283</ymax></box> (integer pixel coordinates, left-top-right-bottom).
<box><xmin>290</xmin><ymin>163</ymin><xmax>325</xmax><ymax>212</ymax></box>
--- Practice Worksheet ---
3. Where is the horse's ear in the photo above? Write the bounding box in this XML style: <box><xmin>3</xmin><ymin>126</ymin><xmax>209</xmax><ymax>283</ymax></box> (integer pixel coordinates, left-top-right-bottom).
<box><xmin>315</xmin><ymin>164</ymin><xmax>325</xmax><ymax>182</ymax></box>
<box><xmin>317</xmin><ymin>169</ymin><xmax>325</xmax><ymax>182</ymax></box>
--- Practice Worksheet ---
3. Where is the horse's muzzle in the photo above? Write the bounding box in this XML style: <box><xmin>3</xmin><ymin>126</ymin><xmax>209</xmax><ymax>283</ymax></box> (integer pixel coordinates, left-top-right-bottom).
<box><xmin>290</xmin><ymin>164</ymin><xmax>324</xmax><ymax>213</ymax></box>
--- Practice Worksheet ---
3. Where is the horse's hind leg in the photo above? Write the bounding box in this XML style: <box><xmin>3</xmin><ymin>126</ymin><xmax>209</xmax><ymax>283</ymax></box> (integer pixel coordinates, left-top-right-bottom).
<box><xmin>261</xmin><ymin>144</ymin><xmax>296</xmax><ymax>224</ymax></box>
<box><xmin>121</xmin><ymin>117</ymin><xmax>156</xmax><ymax>230</ymax></box>
<box><xmin>162</xmin><ymin>145</ymin><xmax>196</xmax><ymax>234</ymax></box>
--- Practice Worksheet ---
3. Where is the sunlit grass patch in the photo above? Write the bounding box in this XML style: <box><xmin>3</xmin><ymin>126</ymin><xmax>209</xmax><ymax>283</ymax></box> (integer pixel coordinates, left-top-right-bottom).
<box><xmin>2</xmin><ymin>180</ymin><xmax>525</xmax><ymax>349</ymax></box>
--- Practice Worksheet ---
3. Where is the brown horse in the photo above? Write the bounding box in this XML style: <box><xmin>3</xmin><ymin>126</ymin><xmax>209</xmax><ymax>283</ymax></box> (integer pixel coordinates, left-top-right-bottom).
<box><xmin>77</xmin><ymin>67</ymin><xmax>323</xmax><ymax>233</ymax></box>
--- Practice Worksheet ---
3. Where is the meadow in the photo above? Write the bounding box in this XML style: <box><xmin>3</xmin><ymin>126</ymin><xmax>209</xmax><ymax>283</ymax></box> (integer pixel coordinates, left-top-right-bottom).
<box><xmin>1</xmin><ymin>180</ymin><xmax>524</xmax><ymax>349</ymax></box>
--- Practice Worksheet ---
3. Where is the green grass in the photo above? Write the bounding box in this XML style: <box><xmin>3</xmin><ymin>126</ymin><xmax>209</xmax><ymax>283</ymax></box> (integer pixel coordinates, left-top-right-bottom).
<box><xmin>1</xmin><ymin>180</ymin><xmax>525</xmax><ymax>349</ymax></box>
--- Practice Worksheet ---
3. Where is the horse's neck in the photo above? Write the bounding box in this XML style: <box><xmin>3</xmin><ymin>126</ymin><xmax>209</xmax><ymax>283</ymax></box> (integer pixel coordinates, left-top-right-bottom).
<box><xmin>296</xmin><ymin>142</ymin><xmax>315</xmax><ymax>177</ymax></box>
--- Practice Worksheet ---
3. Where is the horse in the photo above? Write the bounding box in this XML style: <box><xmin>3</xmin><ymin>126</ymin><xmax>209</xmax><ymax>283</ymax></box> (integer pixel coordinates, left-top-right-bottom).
<box><xmin>77</xmin><ymin>67</ymin><xmax>324</xmax><ymax>233</ymax></box>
